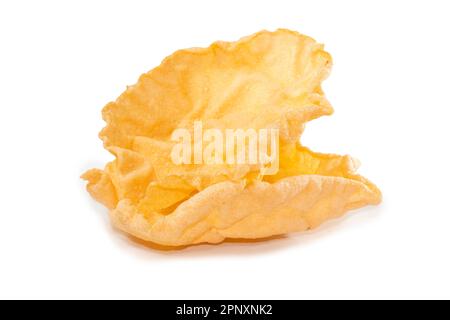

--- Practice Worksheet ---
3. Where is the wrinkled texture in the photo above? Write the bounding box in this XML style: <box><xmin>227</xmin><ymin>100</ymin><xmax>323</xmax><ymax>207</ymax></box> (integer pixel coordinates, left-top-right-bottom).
<box><xmin>82</xmin><ymin>29</ymin><xmax>381</xmax><ymax>247</ymax></box>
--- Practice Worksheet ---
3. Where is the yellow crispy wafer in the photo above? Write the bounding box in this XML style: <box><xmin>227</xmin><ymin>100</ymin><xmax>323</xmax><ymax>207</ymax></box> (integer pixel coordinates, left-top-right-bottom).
<box><xmin>83</xmin><ymin>29</ymin><xmax>381</xmax><ymax>247</ymax></box>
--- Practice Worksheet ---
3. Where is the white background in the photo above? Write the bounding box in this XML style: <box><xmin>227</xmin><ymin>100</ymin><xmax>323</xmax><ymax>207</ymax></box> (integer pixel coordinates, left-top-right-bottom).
<box><xmin>1</xmin><ymin>0</ymin><xmax>449</xmax><ymax>300</ymax></box>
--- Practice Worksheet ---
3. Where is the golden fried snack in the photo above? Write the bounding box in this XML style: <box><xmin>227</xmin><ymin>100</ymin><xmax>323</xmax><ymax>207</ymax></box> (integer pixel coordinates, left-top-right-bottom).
<box><xmin>82</xmin><ymin>29</ymin><xmax>381</xmax><ymax>247</ymax></box>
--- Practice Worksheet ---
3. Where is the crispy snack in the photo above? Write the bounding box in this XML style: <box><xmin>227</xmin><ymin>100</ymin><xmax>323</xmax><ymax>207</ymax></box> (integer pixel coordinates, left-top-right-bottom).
<box><xmin>82</xmin><ymin>29</ymin><xmax>381</xmax><ymax>247</ymax></box>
